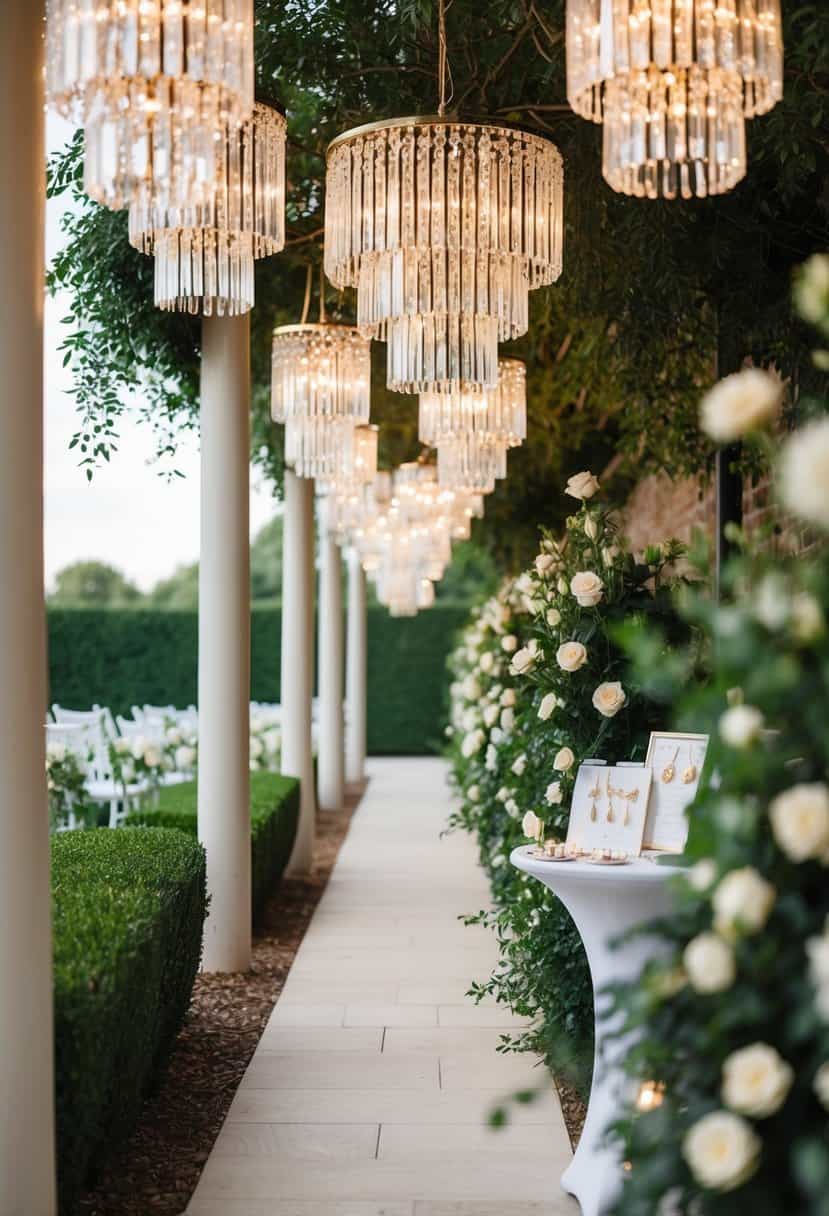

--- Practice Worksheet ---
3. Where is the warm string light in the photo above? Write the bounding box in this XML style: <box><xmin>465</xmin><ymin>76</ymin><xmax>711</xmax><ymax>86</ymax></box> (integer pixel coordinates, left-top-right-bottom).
<box><xmin>566</xmin><ymin>0</ymin><xmax>783</xmax><ymax>198</ymax></box>
<box><xmin>325</xmin><ymin>117</ymin><xmax>563</xmax><ymax>393</ymax></box>
<box><xmin>46</xmin><ymin>0</ymin><xmax>255</xmax><ymax>211</ymax></box>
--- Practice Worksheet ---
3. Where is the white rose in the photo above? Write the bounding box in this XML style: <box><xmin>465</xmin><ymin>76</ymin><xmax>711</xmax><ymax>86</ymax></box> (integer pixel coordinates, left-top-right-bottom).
<box><xmin>565</xmin><ymin>470</ymin><xmax>600</xmax><ymax>500</ymax></box>
<box><xmin>753</xmin><ymin>573</ymin><xmax>790</xmax><ymax>631</ymax></box>
<box><xmin>719</xmin><ymin>704</ymin><xmax>764</xmax><ymax>749</ymax></box>
<box><xmin>722</xmin><ymin>1043</ymin><xmax>793</xmax><ymax>1118</ymax></box>
<box><xmin>113</xmin><ymin>737</ymin><xmax>132</xmax><ymax>755</ymax></box>
<box><xmin>688</xmin><ymin>858</ymin><xmax>717</xmax><ymax>892</ymax></box>
<box><xmin>165</xmin><ymin>726</ymin><xmax>182</xmax><ymax>745</ymax></box>
<box><xmin>700</xmin><ymin>367</ymin><xmax>783</xmax><ymax>443</ymax></box>
<box><xmin>461</xmin><ymin>729</ymin><xmax>485</xmax><ymax>759</ymax></box>
<box><xmin>794</xmin><ymin>253</ymin><xmax>829</xmax><ymax>325</ymax></box>
<box><xmin>553</xmin><ymin>746</ymin><xmax>575</xmax><ymax>772</ymax></box>
<box><xmin>510</xmin><ymin>646</ymin><xmax>537</xmax><ymax>675</ymax></box>
<box><xmin>500</xmin><ymin>707</ymin><xmax>515</xmax><ymax>733</ymax></box>
<box><xmin>770</xmin><ymin>783</ymin><xmax>829</xmax><ymax>862</ymax></box>
<box><xmin>131</xmin><ymin>736</ymin><xmax>149</xmax><ymax>761</ymax></box>
<box><xmin>175</xmin><ymin>745</ymin><xmax>197</xmax><ymax>770</ymax></box>
<box><xmin>535</xmin><ymin>553</ymin><xmax>556</xmax><ymax>576</ymax></box>
<box><xmin>462</xmin><ymin>675</ymin><xmax>481</xmax><ymax>701</ymax></box>
<box><xmin>143</xmin><ymin>745</ymin><xmax>162</xmax><ymax>769</ymax></box>
<box><xmin>522</xmin><ymin>810</ymin><xmax>542</xmax><ymax>841</ymax></box>
<box><xmin>807</xmin><ymin>933</ymin><xmax>829</xmax><ymax>988</ymax></box>
<box><xmin>511</xmin><ymin>753</ymin><xmax>527</xmax><ymax>776</ymax></box>
<box><xmin>790</xmin><ymin>592</ymin><xmax>825</xmax><ymax>643</ymax></box>
<box><xmin>479</xmin><ymin>650</ymin><xmax>495</xmax><ymax>673</ymax></box>
<box><xmin>500</xmin><ymin>688</ymin><xmax>516</xmax><ymax>707</ymax></box>
<box><xmin>462</xmin><ymin>707</ymin><xmax>480</xmax><ymax>732</ymax></box>
<box><xmin>496</xmin><ymin>786</ymin><xmax>509</xmax><ymax>802</ymax></box>
<box><xmin>584</xmin><ymin>515</ymin><xmax>598</xmax><ymax>541</ymax></box>
<box><xmin>490</xmin><ymin>727</ymin><xmax>505</xmax><ymax>745</ymax></box>
<box><xmin>483</xmin><ymin>703</ymin><xmax>499</xmax><ymax>728</ymax></box>
<box><xmin>683</xmin><ymin>1111</ymin><xmax>761</xmax><ymax>1192</ymax></box>
<box><xmin>712</xmin><ymin>867</ymin><xmax>776</xmax><ymax>938</ymax></box>
<box><xmin>467</xmin><ymin>784</ymin><xmax>480</xmax><ymax>803</ymax></box>
<box><xmin>485</xmin><ymin>744</ymin><xmax>497</xmax><ymax>772</ymax></box>
<box><xmin>538</xmin><ymin>692</ymin><xmax>558</xmax><ymax>720</ymax></box>
<box><xmin>46</xmin><ymin>742</ymin><xmax>68</xmax><ymax>763</ymax></box>
<box><xmin>570</xmin><ymin>570</ymin><xmax>604</xmax><ymax>608</ymax></box>
<box><xmin>546</xmin><ymin>607</ymin><xmax>561</xmax><ymax>627</ymax></box>
<box><xmin>780</xmin><ymin>418</ymin><xmax>829</xmax><ymax>530</ymax></box>
<box><xmin>683</xmin><ymin>932</ymin><xmax>736</xmax><ymax>993</ymax></box>
<box><xmin>592</xmin><ymin>681</ymin><xmax>627</xmax><ymax>718</ymax></box>
<box><xmin>813</xmin><ymin>1062</ymin><xmax>829</xmax><ymax>1110</ymax></box>
<box><xmin>544</xmin><ymin>781</ymin><xmax>563</xmax><ymax>806</ymax></box>
<box><xmin>505</xmin><ymin>798</ymin><xmax>519</xmax><ymax>818</ymax></box>
<box><xmin>501</xmin><ymin>634</ymin><xmax>518</xmax><ymax>653</ymax></box>
<box><xmin>557</xmin><ymin>641</ymin><xmax>588</xmax><ymax>672</ymax></box>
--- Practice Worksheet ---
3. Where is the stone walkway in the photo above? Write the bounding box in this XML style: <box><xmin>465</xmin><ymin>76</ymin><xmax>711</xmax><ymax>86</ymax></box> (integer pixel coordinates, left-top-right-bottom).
<box><xmin>187</xmin><ymin>756</ymin><xmax>575</xmax><ymax>1216</ymax></box>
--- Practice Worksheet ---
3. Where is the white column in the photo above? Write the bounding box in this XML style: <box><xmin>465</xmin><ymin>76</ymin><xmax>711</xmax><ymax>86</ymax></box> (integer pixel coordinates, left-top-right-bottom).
<box><xmin>198</xmin><ymin>313</ymin><xmax>251</xmax><ymax>973</ymax></box>
<box><xmin>317</xmin><ymin>502</ymin><xmax>344</xmax><ymax>811</ymax></box>
<box><xmin>0</xmin><ymin>4</ymin><xmax>57</xmax><ymax>1211</ymax></box>
<box><xmin>345</xmin><ymin>548</ymin><xmax>368</xmax><ymax>786</ymax></box>
<box><xmin>281</xmin><ymin>469</ymin><xmax>316</xmax><ymax>873</ymax></box>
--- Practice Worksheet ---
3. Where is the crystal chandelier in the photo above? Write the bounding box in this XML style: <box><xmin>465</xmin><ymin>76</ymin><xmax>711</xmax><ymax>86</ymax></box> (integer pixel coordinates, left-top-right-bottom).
<box><xmin>129</xmin><ymin>101</ymin><xmax>286</xmax><ymax>315</ymax></box>
<box><xmin>437</xmin><ymin>433</ymin><xmax>508</xmax><ymax>496</ymax></box>
<box><xmin>46</xmin><ymin>0</ymin><xmax>254</xmax><ymax>211</ymax></box>
<box><xmin>566</xmin><ymin>0</ymin><xmax>783</xmax><ymax>198</ymax></box>
<box><xmin>317</xmin><ymin>424</ymin><xmax>379</xmax><ymax>495</ymax></box>
<box><xmin>419</xmin><ymin>357</ymin><xmax>526</xmax><ymax>445</ymax></box>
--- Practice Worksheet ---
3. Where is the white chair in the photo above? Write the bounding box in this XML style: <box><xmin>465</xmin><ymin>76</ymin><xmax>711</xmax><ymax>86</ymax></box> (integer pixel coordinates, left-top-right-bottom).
<box><xmin>52</xmin><ymin>707</ymin><xmax>147</xmax><ymax>828</ymax></box>
<box><xmin>143</xmin><ymin>703</ymin><xmax>176</xmax><ymax>721</ymax></box>
<box><xmin>45</xmin><ymin>722</ymin><xmax>89</xmax><ymax>831</ymax></box>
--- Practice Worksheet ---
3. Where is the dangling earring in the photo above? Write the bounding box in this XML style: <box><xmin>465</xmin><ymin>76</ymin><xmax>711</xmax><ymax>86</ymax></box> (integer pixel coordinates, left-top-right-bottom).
<box><xmin>606</xmin><ymin>773</ymin><xmax>615</xmax><ymax>823</ymax></box>
<box><xmin>682</xmin><ymin>745</ymin><xmax>697</xmax><ymax>784</ymax></box>
<box><xmin>590</xmin><ymin>795</ymin><xmax>598</xmax><ymax>822</ymax></box>
<box><xmin>661</xmin><ymin>746</ymin><xmax>679</xmax><ymax>784</ymax></box>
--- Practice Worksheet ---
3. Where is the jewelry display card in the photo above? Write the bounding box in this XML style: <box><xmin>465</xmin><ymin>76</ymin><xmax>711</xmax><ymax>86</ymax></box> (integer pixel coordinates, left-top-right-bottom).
<box><xmin>642</xmin><ymin>732</ymin><xmax>709</xmax><ymax>853</ymax></box>
<box><xmin>565</xmin><ymin>763</ymin><xmax>652</xmax><ymax>857</ymax></box>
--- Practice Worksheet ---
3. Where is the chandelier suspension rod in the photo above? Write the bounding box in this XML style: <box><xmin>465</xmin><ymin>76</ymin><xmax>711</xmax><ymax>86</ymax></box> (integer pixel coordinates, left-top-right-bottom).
<box><xmin>319</xmin><ymin>262</ymin><xmax>328</xmax><ymax>325</ymax></box>
<box><xmin>437</xmin><ymin>0</ymin><xmax>454</xmax><ymax>117</ymax></box>
<box><xmin>300</xmin><ymin>262</ymin><xmax>313</xmax><ymax>326</ymax></box>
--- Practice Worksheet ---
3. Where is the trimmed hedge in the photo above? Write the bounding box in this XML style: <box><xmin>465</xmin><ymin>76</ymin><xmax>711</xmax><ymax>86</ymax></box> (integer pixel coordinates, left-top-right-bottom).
<box><xmin>53</xmin><ymin>827</ymin><xmax>206</xmax><ymax>1209</ymax></box>
<box><xmin>47</xmin><ymin>603</ymin><xmax>470</xmax><ymax>753</ymax></box>
<box><xmin>128</xmin><ymin>771</ymin><xmax>300</xmax><ymax>920</ymax></box>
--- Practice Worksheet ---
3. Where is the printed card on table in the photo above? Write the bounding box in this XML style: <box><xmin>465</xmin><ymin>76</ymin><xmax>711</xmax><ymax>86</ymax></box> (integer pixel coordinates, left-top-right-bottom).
<box><xmin>642</xmin><ymin>732</ymin><xmax>709</xmax><ymax>854</ymax></box>
<box><xmin>566</xmin><ymin>763</ymin><xmax>651</xmax><ymax>857</ymax></box>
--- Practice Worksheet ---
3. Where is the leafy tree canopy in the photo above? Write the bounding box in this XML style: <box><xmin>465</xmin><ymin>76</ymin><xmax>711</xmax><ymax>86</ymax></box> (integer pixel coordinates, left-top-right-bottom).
<box><xmin>48</xmin><ymin>1</ymin><xmax>829</xmax><ymax>566</ymax></box>
<box><xmin>50</xmin><ymin>560</ymin><xmax>143</xmax><ymax>606</ymax></box>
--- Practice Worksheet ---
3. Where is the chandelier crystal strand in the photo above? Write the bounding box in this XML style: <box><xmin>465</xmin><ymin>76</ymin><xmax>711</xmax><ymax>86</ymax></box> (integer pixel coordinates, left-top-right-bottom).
<box><xmin>46</xmin><ymin>0</ymin><xmax>254</xmax><ymax>211</ymax></box>
<box><xmin>437</xmin><ymin>433</ymin><xmax>508</xmax><ymax>495</ymax></box>
<box><xmin>419</xmin><ymin>357</ymin><xmax>526</xmax><ymax>445</ymax></box>
<box><xmin>128</xmin><ymin>101</ymin><xmax>286</xmax><ymax>315</ymax></box>
<box><xmin>271</xmin><ymin>323</ymin><xmax>371</xmax><ymax>424</ymax></box>
<box><xmin>566</xmin><ymin>0</ymin><xmax>783</xmax><ymax>199</ymax></box>
<box><xmin>325</xmin><ymin>118</ymin><xmax>563</xmax><ymax>393</ymax></box>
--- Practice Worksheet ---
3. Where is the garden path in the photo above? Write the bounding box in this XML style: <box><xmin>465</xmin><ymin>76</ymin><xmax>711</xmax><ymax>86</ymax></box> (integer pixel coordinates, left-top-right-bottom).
<box><xmin>187</xmin><ymin>756</ymin><xmax>575</xmax><ymax>1216</ymax></box>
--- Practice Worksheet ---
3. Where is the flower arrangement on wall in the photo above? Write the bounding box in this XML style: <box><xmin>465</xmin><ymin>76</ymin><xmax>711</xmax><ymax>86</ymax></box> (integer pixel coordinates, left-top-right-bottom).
<box><xmin>606</xmin><ymin>255</ymin><xmax>829</xmax><ymax>1214</ymax></box>
<box><xmin>446</xmin><ymin>476</ymin><xmax>688</xmax><ymax>1086</ymax></box>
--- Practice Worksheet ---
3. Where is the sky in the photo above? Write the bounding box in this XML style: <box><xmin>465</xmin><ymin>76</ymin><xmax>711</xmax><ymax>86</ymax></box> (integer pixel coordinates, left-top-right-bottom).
<box><xmin>44</xmin><ymin>116</ymin><xmax>278</xmax><ymax>594</ymax></box>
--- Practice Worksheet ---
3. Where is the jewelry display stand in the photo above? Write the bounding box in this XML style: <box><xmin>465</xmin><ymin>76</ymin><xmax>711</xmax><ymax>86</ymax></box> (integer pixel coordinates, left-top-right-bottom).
<box><xmin>510</xmin><ymin>845</ymin><xmax>679</xmax><ymax>1216</ymax></box>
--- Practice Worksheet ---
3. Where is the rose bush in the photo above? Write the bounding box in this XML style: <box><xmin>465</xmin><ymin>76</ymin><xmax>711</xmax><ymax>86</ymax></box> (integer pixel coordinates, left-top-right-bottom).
<box><xmin>446</xmin><ymin>478</ymin><xmax>689</xmax><ymax>1089</ymax></box>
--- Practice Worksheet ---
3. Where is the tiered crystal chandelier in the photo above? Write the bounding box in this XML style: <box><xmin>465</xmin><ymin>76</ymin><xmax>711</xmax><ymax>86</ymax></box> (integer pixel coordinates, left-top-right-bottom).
<box><xmin>45</xmin><ymin>0</ymin><xmax>254</xmax><ymax>211</ymax></box>
<box><xmin>566</xmin><ymin>0</ymin><xmax>783</xmax><ymax>199</ymax></box>
<box><xmin>129</xmin><ymin>101</ymin><xmax>287</xmax><ymax>315</ymax></box>
<box><xmin>324</xmin><ymin>0</ymin><xmax>562</xmax><ymax>394</ymax></box>
<box><xmin>317</xmin><ymin>424</ymin><xmax>379</xmax><ymax>495</ymax></box>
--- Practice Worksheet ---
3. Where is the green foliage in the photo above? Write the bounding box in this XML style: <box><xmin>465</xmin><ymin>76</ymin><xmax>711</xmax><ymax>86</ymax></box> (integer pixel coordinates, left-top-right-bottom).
<box><xmin>46</xmin><ymin>3</ymin><xmax>829</xmax><ymax>556</ymax></box>
<box><xmin>52</xmin><ymin>827</ymin><xmax>206</xmax><ymax>1209</ymax></box>
<box><xmin>446</xmin><ymin>478</ymin><xmax>691</xmax><ymax>1092</ymax></box>
<box><xmin>148</xmin><ymin>561</ymin><xmax>199</xmax><ymax>609</ymax></box>
<box><xmin>250</xmin><ymin>513</ymin><xmax>283</xmax><ymax>601</ymax></box>
<box><xmin>50</xmin><ymin>559</ymin><xmax>143</xmax><ymax>606</ymax></box>
<box><xmin>47</xmin><ymin>602</ymin><xmax>468</xmax><ymax>753</ymax></box>
<box><xmin>127</xmin><ymin>772</ymin><xmax>299</xmax><ymax>921</ymax></box>
<box><xmin>434</xmin><ymin>540</ymin><xmax>499</xmax><ymax>604</ymax></box>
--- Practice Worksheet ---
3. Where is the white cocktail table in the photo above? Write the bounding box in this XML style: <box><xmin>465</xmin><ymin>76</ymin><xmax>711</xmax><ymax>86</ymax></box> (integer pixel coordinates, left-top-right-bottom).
<box><xmin>511</xmin><ymin>845</ymin><xmax>678</xmax><ymax>1216</ymax></box>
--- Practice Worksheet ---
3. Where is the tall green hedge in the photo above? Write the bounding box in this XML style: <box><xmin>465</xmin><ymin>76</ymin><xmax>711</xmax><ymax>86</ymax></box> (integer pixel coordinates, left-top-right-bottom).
<box><xmin>128</xmin><ymin>772</ymin><xmax>299</xmax><ymax>921</ymax></box>
<box><xmin>47</xmin><ymin>604</ymin><xmax>469</xmax><ymax>753</ymax></box>
<box><xmin>52</xmin><ymin>827</ymin><xmax>206</xmax><ymax>1210</ymax></box>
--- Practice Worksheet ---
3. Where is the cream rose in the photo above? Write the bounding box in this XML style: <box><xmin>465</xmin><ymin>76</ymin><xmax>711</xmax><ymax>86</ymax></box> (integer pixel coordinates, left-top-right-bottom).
<box><xmin>553</xmin><ymin>747</ymin><xmax>575</xmax><ymax>772</ymax></box>
<box><xmin>769</xmin><ymin>782</ymin><xmax>829</xmax><ymax>862</ymax></box>
<box><xmin>780</xmin><ymin>417</ymin><xmax>829</xmax><ymax>531</ymax></box>
<box><xmin>565</xmin><ymin>470</ymin><xmax>600</xmax><ymax>500</ymax></box>
<box><xmin>479</xmin><ymin>650</ymin><xmax>495</xmax><ymax>673</ymax></box>
<box><xmin>175</xmin><ymin>745</ymin><xmax>197</xmax><ymax>771</ymax></box>
<box><xmin>46</xmin><ymin>742</ymin><xmax>68</xmax><ymax>763</ymax></box>
<box><xmin>790</xmin><ymin>592</ymin><xmax>825</xmax><ymax>643</ymax></box>
<box><xmin>522</xmin><ymin>810</ymin><xmax>542</xmax><ymax>841</ymax></box>
<box><xmin>461</xmin><ymin>729</ymin><xmax>485</xmax><ymax>759</ymax></box>
<box><xmin>683</xmin><ymin>932</ymin><xmax>736</xmax><ymax>993</ymax></box>
<box><xmin>546</xmin><ymin>607</ymin><xmax>561</xmax><ymax>627</ymax></box>
<box><xmin>687</xmin><ymin>858</ymin><xmax>717</xmax><ymax>892</ymax></box>
<box><xmin>570</xmin><ymin>570</ymin><xmax>604</xmax><ymax>608</ymax></box>
<box><xmin>538</xmin><ymin>692</ymin><xmax>558</xmax><ymax>721</ymax></box>
<box><xmin>483</xmin><ymin>704</ymin><xmax>499</xmax><ymax>728</ymax></box>
<box><xmin>722</xmin><ymin>1043</ymin><xmax>793</xmax><ymax>1118</ymax></box>
<box><xmin>545</xmin><ymin>781</ymin><xmax>563</xmax><ymax>805</ymax></box>
<box><xmin>557</xmin><ymin>641</ymin><xmax>588</xmax><ymax>672</ymax></box>
<box><xmin>682</xmin><ymin>1111</ymin><xmax>761</xmax><ymax>1192</ymax></box>
<box><xmin>501</xmin><ymin>634</ymin><xmax>518</xmax><ymax>653</ymax></box>
<box><xmin>467</xmin><ymin>784</ymin><xmax>480</xmax><ymax>803</ymax></box>
<box><xmin>485</xmin><ymin>744</ymin><xmax>497</xmax><ymax>771</ymax></box>
<box><xmin>813</xmin><ymin>1062</ymin><xmax>829</xmax><ymax>1110</ymax></box>
<box><xmin>500</xmin><ymin>688</ymin><xmax>516</xmax><ymax>707</ymax></box>
<box><xmin>584</xmin><ymin>514</ymin><xmax>598</xmax><ymax>541</ymax></box>
<box><xmin>592</xmin><ymin>681</ymin><xmax>627</xmax><ymax>718</ymax></box>
<box><xmin>505</xmin><ymin>798</ymin><xmax>519</xmax><ymax>818</ymax></box>
<box><xmin>535</xmin><ymin>553</ymin><xmax>556</xmax><ymax>576</ymax></box>
<box><xmin>700</xmin><ymin>367</ymin><xmax>783</xmax><ymax>443</ymax></box>
<box><xmin>719</xmin><ymin>704</ymin><xmax>764</xmax><ymax>749</ymax></box>
<box><xmin>794</xmin><ymin>253</ymin><xmax>829</xmax><ymax>325</ymax></box>
<box><xmin>511</xmin><ymin>753</ymin><xmax>527</xmax><ymax>776</ymax></box>
<box><xmin>500</xmin><ymin>707</ymin><xmax>515</xmax><ymax>733</ymax></box>
<box><xmin>712</xmin><ymin>867</ymin><xmax>776</xmax><ymax>938</ymax></box>
<box><xmin>496</xmin><ymin>786</ymin><xmax>509</xmax><ymax>803</ymax></box>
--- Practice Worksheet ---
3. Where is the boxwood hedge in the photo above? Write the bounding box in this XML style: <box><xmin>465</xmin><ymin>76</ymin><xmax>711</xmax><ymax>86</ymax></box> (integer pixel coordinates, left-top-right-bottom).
<box><xmin>47</xmin><ymin>603</ymin><xmax>470</xmax><ymax>753</ymax></box>
<box><xmin>128</xmin><ymin>771</ymin><xmax>300</xmax><ymax>921</ymax></box>
<box><xmin>52</xmin><ymin>827</ymin><xmax>206</xmax><ymax>1209</ymax></box>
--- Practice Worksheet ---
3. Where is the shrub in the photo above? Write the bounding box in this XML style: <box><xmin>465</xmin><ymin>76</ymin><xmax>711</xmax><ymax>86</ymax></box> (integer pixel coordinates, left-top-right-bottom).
<box><xmin>128</xmin><ymin>771</ymin><xmax>300</xmax><ymax>920</ymax></box>
<box><xmin>52</xmin><ymin>827</ymin><xmax>206</xmax><ymax>1209</ymax></box>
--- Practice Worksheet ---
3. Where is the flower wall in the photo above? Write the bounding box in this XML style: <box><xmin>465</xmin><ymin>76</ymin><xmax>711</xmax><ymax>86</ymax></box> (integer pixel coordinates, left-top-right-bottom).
<box><xmin>446</xmin><ymin>475</ymin><xmax>688</xmax><ymax>1086</ymax></box>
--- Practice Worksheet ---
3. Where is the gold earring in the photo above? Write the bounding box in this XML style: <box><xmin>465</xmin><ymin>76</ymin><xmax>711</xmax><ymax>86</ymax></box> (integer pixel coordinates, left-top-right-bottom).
<box><xmin>661</xmin><ymin>746</ymin><xmax>679</xmax><ymax>784</ymax></box>
<box><xmin>590</xmin><ymin>796</ymin><xmax>598</xmax><ymax>822</ymax></box>
<box><xmin>606</xmin><ymin>774</ymin><xmax>615</xmax><ymax>823</ymax></box>
<box><xmin>682</xmin><ymin>746</ymin><xmax>697</xmax><ymax>784</ymax></box>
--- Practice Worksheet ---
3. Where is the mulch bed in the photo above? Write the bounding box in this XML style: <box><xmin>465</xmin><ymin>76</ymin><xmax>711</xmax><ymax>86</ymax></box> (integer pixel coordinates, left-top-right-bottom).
<box><xmin>555</xmin><ymin>1075</ymin><xmax>587</xmax><ymax>1152</ymax></box>
<box><xmin>74</xmin><ymin>786</ymin><xmax>362</xmax><ymax>1216</ymax></box>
